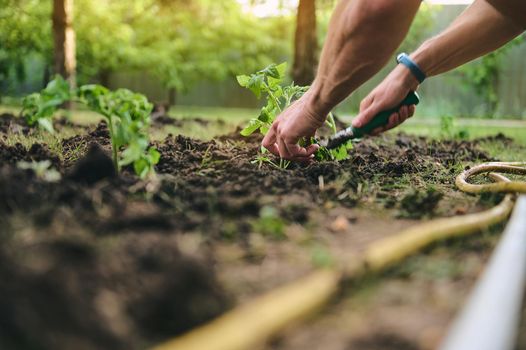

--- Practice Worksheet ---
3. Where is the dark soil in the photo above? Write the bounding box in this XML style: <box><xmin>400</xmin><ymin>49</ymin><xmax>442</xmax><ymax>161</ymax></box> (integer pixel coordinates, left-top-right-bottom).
<box><xmin>348</xmin><ymin>333</ymin><xmax>419</xmax><ymax>350</ymax></box>
<box><xmin>0</xmin><ymin>113</ymin><xmax>507</xmax><ymax>350</ymax></box>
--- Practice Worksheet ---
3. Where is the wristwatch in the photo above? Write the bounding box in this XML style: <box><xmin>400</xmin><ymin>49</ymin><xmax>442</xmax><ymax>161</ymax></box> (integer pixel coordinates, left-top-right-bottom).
<box><xmin>396</xmin><ymin>52</ymin><xmax>426</xmax><ymax>84</ymax></box>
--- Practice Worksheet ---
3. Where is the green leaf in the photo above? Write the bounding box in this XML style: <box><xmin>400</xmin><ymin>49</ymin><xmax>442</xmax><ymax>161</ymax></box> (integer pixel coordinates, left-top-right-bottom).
<box><xmin>267</xmin><ymin>76</ymin><xmax>282</xmax><ymax>89</ymax></box>
<box><xmin>260</xmin><ymin>125</ymin><xmax>270</xmax><ymax>135</ymax></box>
<box><xmin>236</xmin><ymin>75</ymin><xmax>250</xmax><ymax>87</ymax></box>
<box><xmin>275</xmin><ymin>62</ymin><xmax>287</xmax><ymax>78</ymax></box>
<box><xmin>258</xmin><ymin>107</ymin><xmax>272</xmax><ymax>123</ymax></box>
<box><xmin>247</xmin><ymin>74</ymin><xmax>264</xmax><ymax>98</ymax></box>
<box><xmin>240</xmin><ymin>119</ymin><xmax>263</xmax><ymax>136</ymax></box>
<box><xmin>148</xmin><ymin>147</ymin><xmax>161</xmax><ymax>164</ymax></box>
<box><xmin>330</xmin><ymin>144</ymin><xmax>349</xmax><ymax>161</ymax></box>
<box><xmin>134</xmin><ymin>158</ymin><xmax>150</xmax><ymax>179</ymax></box>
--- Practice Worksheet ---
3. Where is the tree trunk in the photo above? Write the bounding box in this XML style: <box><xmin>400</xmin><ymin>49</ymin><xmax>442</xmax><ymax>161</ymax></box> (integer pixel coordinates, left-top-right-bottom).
<box><xmin>168</xmin><ymin>88</ymin><xmax>177</xmax><ymax>107</ymax></box>
<box><xmin>292</xmin><ymin>0</ymin><xmax>318</xmax><ymax>86</ymax></box>
<box><xmin>52</xmin><ymin>0</ymin><xmax>76</xmax><ymax>89</ymax></box>
<box><xmin>98</xmin><ymin>69</ymin><xmax>111</xmax><ymax>87</ymax></box>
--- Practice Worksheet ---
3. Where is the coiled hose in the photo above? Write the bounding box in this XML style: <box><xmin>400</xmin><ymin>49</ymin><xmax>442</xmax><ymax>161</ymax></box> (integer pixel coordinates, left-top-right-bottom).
<box><xmin>152</xmin><ymin>162</ymin><xmax>526</xmax><ymax>350</ymax></box>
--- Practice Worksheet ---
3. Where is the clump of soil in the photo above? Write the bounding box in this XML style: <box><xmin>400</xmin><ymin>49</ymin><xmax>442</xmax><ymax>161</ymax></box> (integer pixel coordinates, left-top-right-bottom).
<box><xmin>348</xmin><ymin>333</ymin><xmax>419</xmax><ymax>350</ymax></box>
<box><xmin>67</xmin><ymin>143</ymin><xmax>116</xmax><ymax>185</ymax></box>
<box><xmin>397</xmin><ymin>187</ymin><xmax>444</xmax><ymax>219</ymax></box>
<box><xmin>0</xmin><ymin>142</ymin><xmax>61</xmax><ymax>168</ymax></box>
<box><xmin>0</xmin><ymin>113</ymin><xmax>29</xmax><ymax>134</ymax></box>
<box><xmin>0</xmin><ymin>234</ymin><xmax>230</xmax><ymax>350</ymax></box>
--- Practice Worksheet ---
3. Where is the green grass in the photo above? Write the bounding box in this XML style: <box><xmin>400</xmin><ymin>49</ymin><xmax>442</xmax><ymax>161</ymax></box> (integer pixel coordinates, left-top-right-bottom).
<box><xmin>2</xmin><ymin>103</ymin><xmax>525</xmax><ymax>147</ymax></box>
<box><xmin>398</xmin><ymin>120</ymin><xmax>526</xmax><ymax>146</ymax></box>
<box><xmin>169</xmin><ymin>105</ymin><xmax>258</xmax><ymax>122</ymax></box>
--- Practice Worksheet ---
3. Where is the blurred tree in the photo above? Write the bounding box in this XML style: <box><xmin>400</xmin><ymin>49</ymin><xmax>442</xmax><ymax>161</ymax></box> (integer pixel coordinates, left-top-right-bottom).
<box><xmin>0</xmin><ymin>0</ymin><xmax>290</xmax><ymax>102</ymax></box>
<box><xmin>0</xmin><ymin>0</ymin><xmax>51</xmax><ymax>96</ymax></box>
<box><xmin>292</xmin><ymin>0</ymin><xmax>317</xmax><ymax>85</ymax></box>
<box><xmin>52</xmin><ymin>0</ymin><xmax>76</xmax><ymax>88</ymax></box>
<box><xmin>397</xmin><ymin>3</ymin><xmax>434</xmax><ymax>54</ymax></box>
<box><xmin>458</xmin><ymin>35</ymin><xmax>524</xmax><ymax>116</ymax></box>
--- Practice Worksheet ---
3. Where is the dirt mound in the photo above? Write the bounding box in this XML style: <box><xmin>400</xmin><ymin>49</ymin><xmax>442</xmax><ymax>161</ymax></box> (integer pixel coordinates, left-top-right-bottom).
<box><xmin>67</xmin><ymin>143</ymin><xmax>116</xmax><ymax>185</ymax></box>
<box><xmin>0</xmin><ymin>234</ymin><xmax>230</xmax><ymax>350</ymax></box>
<box><xmin>0</xmin><ymin>142</ymin><xmax>61</xmax><ymax>168</ymax></box>
<box><xmin>0</xmin><ymin>113</ymin><xmax>30</xmax><ymax>134</ymax></box>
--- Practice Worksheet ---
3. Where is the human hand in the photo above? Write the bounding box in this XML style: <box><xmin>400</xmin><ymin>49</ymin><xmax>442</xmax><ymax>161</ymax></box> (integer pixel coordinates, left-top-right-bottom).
<box><xmin>353</xmin><ymin>65</ymin><xmax>419</xmax><ymax>135</ymax></box>
<box><xmin>261</xmin><ymin>93</ymin><xmax>326</xmax><ymax>162</ymax></box>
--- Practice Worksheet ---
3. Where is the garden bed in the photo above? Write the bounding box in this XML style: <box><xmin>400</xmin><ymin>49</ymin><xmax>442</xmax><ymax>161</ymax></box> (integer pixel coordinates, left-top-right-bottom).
<box><xmin>0</xmin><ymin>113</ymin><xmax>520</xmax><ymax>350</ymax></box>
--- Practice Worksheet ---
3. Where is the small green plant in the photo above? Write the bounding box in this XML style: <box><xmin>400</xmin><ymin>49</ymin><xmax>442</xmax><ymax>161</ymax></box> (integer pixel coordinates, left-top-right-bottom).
<box><xmin>439</xmin><ymin>114</ymin><xmax>470</xmax><ymax>140</ymax></box>
<box><xmin>21</xmin><ymin>76</ymin><xmax>160</xmax><ymax>178</ymax></box>
<box><xmin>21</xmin><ymin>76</ymin><xmax>71</xmax><ymax>133</ymax></box>
<box><xmin>251</xmin><ymin>205</ymin><xmax>286</xmax><ymax>239</ymax></box>
<box><xmin>439</xmin><ymin>114</ymin><xmax>455</xmax><ymax>138</ymax></box>
<box><xmin>237</xmin><ymin>63</ymin><xmax>351</xmax><ymax>166</ymax></box>
<box><xmin>237</xmin><ymin>63</ymin><xmax>307</xmax><ymax>137</ymax></box>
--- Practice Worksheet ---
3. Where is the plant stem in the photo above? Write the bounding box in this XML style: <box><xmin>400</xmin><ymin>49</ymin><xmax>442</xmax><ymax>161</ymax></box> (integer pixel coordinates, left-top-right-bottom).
<box><xmin>264</xmin><ymin>82</ymin><xmax>282</xmax><ymax>113</ymax></box>
<box><xmin>326</xmin><ymin>112</ymin><xmax>337</xmax><ymax>135</ymax></box>
<box><xmin>106</xmin><ymin>115</ymin><xmax>119</xmax><ymax>172</ymax></box>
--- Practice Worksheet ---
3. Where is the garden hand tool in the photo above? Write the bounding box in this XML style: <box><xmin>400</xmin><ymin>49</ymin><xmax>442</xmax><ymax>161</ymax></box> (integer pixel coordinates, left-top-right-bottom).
<box><xmin>322</xmin><ymin>91</ymin><xmax>420</xmax><ymax>149</ymax></box>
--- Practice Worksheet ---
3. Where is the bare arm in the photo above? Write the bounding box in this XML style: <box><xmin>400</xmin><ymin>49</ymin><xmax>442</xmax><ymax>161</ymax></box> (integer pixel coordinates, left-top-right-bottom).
<box><xmin>308</xmin><ymin>0</ymin><xmax>421</xmax><ymax>117</ymax></box>
<box><xmin>353</xmin><ymin>0</ymin><xmax>524</xmax><ymax>133</ymax></box>
<box><xmin>262</xmin><ymin>0</ymin><xmax>421</xmax><ymax>161</ymax></box>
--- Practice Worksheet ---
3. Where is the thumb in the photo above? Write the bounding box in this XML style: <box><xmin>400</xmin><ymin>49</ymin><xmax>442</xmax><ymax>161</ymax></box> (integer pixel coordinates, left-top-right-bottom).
<box><xmin>353</xmin><ymin>102</ymin><xmax>381</xmax><ymax>128</ymax></box>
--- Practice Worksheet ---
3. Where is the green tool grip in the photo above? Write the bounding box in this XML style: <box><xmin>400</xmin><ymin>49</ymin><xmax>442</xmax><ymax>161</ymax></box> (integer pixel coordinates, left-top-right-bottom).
<box><xmin>351</xmin><ymin>91</ymin><xmax>420</xmax><ymax>138</ymax></box>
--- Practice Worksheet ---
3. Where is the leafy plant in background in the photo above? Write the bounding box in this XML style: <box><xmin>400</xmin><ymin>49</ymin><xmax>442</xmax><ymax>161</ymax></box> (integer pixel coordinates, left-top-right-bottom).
<box><xmin>439</xmin><ymin>114</ymin><xmax>470</xmax><ymax>140</ymax></box>
<box><xmin>458</xmin><ymin>35</ymin><xmax>524</xmax><ymax>116</ymax></box>
<box><xmin>21</xmin><ymin>76</ymin><xmax>71</xmax><ymax>133</ymax></box>
<box><xmin>78</xmin><ymin>85</ymin><xmax>160</xmax><ymax>177</ymax></box>
<box><xmin>21</xmin><ymin>76</ymin><xmax>160</xmax><ymax>178</ymax></box>
<box><xmin>237</xmin><ymin>62</ymin><xmax>348</xmax><ymax>167</ymax></box>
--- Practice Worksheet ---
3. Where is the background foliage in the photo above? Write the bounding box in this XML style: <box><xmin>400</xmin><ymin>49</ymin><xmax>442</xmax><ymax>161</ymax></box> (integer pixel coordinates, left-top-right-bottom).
<box><xmin>0</xmin><ymin>1</ymin><xmax>524</xmax><ymax>118</ymax></box>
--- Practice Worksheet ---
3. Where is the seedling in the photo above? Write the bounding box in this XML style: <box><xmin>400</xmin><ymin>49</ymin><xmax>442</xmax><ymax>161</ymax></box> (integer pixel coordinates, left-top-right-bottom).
<box><xmin>78</xmin><ymin>85</ymin><xmax>160</xmax><ymax>178</ymax></box>
<box><xmin>21</xmin><ymin>76</ymin><xmax>160</xmax><ymax>178</ymax></box>
<box><xmin>21</xmin><ymin>76</ymin><xmax>71</xmax><ymax>133</ymax></box>
<box><xmin>237</xmin><ymin>63</ymin><xmax>351</xmax><ymax>165</ymax></box>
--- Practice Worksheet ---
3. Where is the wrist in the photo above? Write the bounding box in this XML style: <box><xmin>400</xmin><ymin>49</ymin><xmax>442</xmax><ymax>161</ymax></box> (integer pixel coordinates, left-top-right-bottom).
<box><xmin>392</xmin><ymin>64</ymin><xmax>420</xmax><ymax>91</ymax></box>
<box><xmin>302</xmin><ymin>86</ymin><xmax>332</xmax><ymax>123</ymax></box>
<box><xmin>396</xmin><ymin>52</ymin><xmax>426</xmax><ymax>85</ymax></box>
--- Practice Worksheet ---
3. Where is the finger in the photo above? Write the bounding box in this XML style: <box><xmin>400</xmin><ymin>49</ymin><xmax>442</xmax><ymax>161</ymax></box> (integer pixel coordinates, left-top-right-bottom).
<box><xmin>371</xmin><ymin>126</ymin><xmax>387</xmax><ymax>136</ymax></box>
<box><xmin>265</xmin><ymin>143</ymin><xmax>280</xmax><ymax>156</ymax></box>
<box><xmin>408</xmin><ymin>105</ymin><xmax>416</xmax><ymax>118</ymax></box>
<box><xmin>353</xmin><ymin>102</ymin><xmax>379</xmax><ymax>128</ymax></box>
<box><xmin>399</xmin><ymin>105</ymin><xmax>409</xmax><ymax>122</ymax></box>
<box><xmin>359</xmin><ymin>95</ymin><xmax>374</xmax><ymax>113</ymax></box>
<box><xmin>284</xmin><ymin>143</ymin><xmax>319</xmax><ymax>161</ymax></box>
<box><xmin>277</xmin><ymin>138</ymin><xmax>293</xmax><ymax>160</ymax></box>
<box><xmin>262</xmin><ymin>126</ymin><xmax>280</xmax><ymax>156</ymax></box>
<box><xmin>386</xmin><ymin>113</ymin><xmax>400</xmax><ymax>130</ymax></box>
<box><xmin>306</xmin><ymin>144</ymin><xmax>319</xmax><ymax>155</ymax></box>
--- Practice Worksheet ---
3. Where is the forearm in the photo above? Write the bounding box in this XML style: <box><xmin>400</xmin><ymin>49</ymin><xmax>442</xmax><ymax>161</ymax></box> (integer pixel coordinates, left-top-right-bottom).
<box><xmin>409</xmin><ymin>0</ymin><xmax>523</xmax><ymax>83</ymax></box>
<box><xmin>306</xmin><ymin>0</ymin><xmax>421</xmax><ymax>117</ymax></box>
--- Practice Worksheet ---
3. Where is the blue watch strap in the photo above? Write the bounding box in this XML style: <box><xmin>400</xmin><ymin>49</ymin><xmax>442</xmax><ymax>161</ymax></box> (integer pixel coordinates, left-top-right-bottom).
<box><xmin>396</xmin><ymin>52</ymin><xmax>426</xmax><ymax>84</ymax></box>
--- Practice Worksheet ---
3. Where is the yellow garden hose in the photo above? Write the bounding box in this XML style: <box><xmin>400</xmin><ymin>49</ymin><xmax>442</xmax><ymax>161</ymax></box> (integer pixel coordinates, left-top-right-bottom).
<box><xmin>152</xmin><ymin>162</ymin><xmax>526</xmax><ymax>350</ymax></box>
